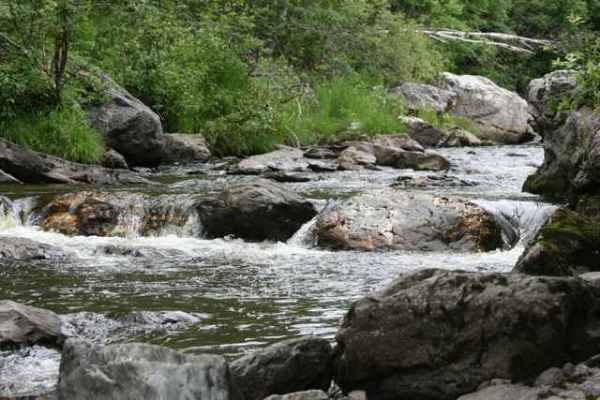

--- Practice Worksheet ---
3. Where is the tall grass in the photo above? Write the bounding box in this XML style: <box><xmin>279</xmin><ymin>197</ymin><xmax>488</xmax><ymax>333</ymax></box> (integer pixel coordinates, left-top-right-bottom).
<box><xmin>415</xmin><ymin>107</ymin><xmax>481</xmax><ymax>134</ymax></box>
<box><xmin>280</xmin><ymin>77</ymin><xmax>407</xmax><ymax>146</ymax></box>
<box><xmin>0</xmin><ymin>105</ymin><xmax>104</xmax><ymax>164</ymax></box>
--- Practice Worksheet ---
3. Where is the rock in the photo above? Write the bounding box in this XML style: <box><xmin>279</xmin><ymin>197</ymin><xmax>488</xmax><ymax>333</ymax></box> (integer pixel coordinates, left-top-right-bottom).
<box><xmin>101</xmin><ymin>148</ymin><xmax>129</xmax><ymax>170</ymax></box>
<box><xmin>458</xmin><ymin>384</ymin><xmax>541</xmax><ymax>400</ymax></box>
<box><xmin>524</xmin><ymin>108</ymin><xmax>600</xmax><ymax>199</ymax></box>
<box><xmin>400</xmin><ymin>116</ymin><xmax>449</xmax><ymax>147</ymax></box>
<box><xmin>314</xmin><ymin>190</ymin><xmax>513</xmax><ymax>252</ymax></box>
<box><xmin>117</xmin><ymin>310</ymin><xmax>205</xmax><ymax>326</ymax></box>
<box><xmin>163</xmin><ymin>133</ymin><xmax>211</xmax><ymax>163</ymax></box>
<box><xmin>232</xmin><ymin>147</ymin><xmax>309</xmax><ymax>175</ymax></box>
<box><xmin>441</xmin><ymin>127</ymin><xmax>485</xmax><ymax>147</ymax></box>
<box><xmin>263</xmin><ymin>171</ymin><xmax>312</xmax><ymax>183</ymax></box>
<box><xmin>0</xmin><ymin>138</ymin><xmax>150</xmax><ymax>185</ymax></box>
<box><xmin>35</xmin><ymin>192</ymin><xmax>199</xmax><ymax>237</ymax></box>
<box><xmin>440</xmin><ymin>73</ymin><xmax>535</xmax><ymax>144</ymax></box>
<box><xmin>264</xmin><ymin>390</ymin><xmax>329</xmax><ymax>400</ymax></box>
<box><xmin>0</xmin><ymin>237</ymin><xmax>71</xmax><ymax>261</ymax></box>
<box><xmin>230</xmin><ymin>337</ymin><xmax>333</xmax><ymax>400</ymax></box>
<box><xmin>0</xmin><ymin>300</ymin><xmax>65</xmax><ymax>348</ymax></box>
<box><xmin>513</xmin><ymin>208</ymin><xmax>600</xmax><ymax>276</ymax></box>
<box><xmin>527</xmin><ymin>70</ymin><xmax>578</xmax><ymax>136</ymax></box>
<box><xmin>304</xmin><ymin>147</ymin><xmax>338</xmax><ymax>160</ymax></box>
<box><xmin>94</xmin><ymin>244</ymin><xmax>187</xmax><ymax>258</ymax></box>
<box><xmin>197</xmin><ymin>180</ymin><xmax>317</xmax><ymax>242</ymax></box>
<box><xmin>0</xmin><ymin>168</ymin><xmax>21</xmax><ymax>184</ymax></box>
<box><xmin>534</xmin><ymin>367</ymin><xmax>565</xmax><ymax>387</ymax></box>
<box><xmin>334</xmin><ymin>269</ymin><xmax>600</xmax><ymax>400</ymax></box>
<box><xmin>57</xmin><ymin>339</ymin><xmax>242</xmax><ymax>400</ymax></box>
<box><xmin>392</xmin><ymin>174</ymin><xmax>477</xmax><ymax>189</ymax></box>
<box><xmin>391</xmin><ymin>82</ymin><xmax>456</xmax><ymax>113</ymax></box>
<box><xmin>307</xmin><ymin>160</ymin><xmax>338</xmax><ymax>172</ymax></box>
<box><xmin>337</xmin><ymin>147</ymin><xmax>377</xmax><ymax>170</ymax></box>
<box><xmin>88</xmin><ymin>73</ymin><xmax>166</xmax><ymax>167</ymax></box>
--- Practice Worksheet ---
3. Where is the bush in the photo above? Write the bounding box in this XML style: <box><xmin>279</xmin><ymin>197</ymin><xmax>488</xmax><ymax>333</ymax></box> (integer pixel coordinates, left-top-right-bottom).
<box><xmin>280</xmin><ymin>76</ymin><xmax>406</xmax><ymax>145</ymax></box>
<box><xmin>0</xmin><ymin>104</ymin><xmax>104</xmax><ymax>164</ymax></box>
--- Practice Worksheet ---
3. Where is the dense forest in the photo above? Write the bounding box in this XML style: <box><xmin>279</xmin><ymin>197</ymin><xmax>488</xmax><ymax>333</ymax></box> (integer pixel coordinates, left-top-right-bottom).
<box><xmin>1</xmin><ymin>0</ymin><xmax>599</xmax><ymax>161</ymax></box>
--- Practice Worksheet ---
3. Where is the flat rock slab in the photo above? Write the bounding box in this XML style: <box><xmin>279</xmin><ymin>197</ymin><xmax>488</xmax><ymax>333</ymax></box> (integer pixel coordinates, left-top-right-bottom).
<box><xmin>314</xmin><ymin>190</ymin><xmax>512</xmax><ymax>252</ymax></box>
<box><xmin>0</xmin><ymin>300</ymin><xmax>65</xmax><ymax>348</ymax></box>
<box><xmin>58</xmin><ymin>340</ymin><xmax>242</xmax><ymax>400</ymax></box>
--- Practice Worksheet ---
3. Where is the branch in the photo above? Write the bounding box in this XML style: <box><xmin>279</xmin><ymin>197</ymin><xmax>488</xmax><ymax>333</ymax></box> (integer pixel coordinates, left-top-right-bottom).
<box><xmin>414</xmin><ymin>29</ymin><xmax>554</xmax><ymax>54</ymax></box>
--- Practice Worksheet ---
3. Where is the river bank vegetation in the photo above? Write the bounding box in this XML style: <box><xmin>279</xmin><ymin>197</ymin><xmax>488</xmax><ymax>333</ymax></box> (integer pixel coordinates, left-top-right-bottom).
<box><xmin>1</xmin><ymin>0</ymin><xmax>599</xmax><ymax>161</ymax></box>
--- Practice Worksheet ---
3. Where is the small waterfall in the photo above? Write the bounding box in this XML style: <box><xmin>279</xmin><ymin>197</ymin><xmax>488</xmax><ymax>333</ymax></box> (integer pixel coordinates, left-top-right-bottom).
<box><xmin>288</xmin><ymin>216</ymin><xmax>318</xmax><ymax>247</ymax></box>
<box><xmin>0</xmin><ymin>201</ymin><xmax>19</xmax><ymax>229</ymax></box>
<box><xmin>116</xmin><ymin>204</ymin><xmax>144</xmax><ymax>239</ymax></box>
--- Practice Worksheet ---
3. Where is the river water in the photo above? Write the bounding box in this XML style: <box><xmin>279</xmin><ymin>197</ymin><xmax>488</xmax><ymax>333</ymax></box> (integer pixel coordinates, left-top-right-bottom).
<box><xmin>0</xmin><ymin>144</ymin><xmax>556</xmax><ymax>397</ymax></box>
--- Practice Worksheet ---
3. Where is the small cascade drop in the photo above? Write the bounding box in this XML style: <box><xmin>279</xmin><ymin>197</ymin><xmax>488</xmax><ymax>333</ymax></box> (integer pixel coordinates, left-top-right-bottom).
<box><xmin>287</xmin><ymin>216</ymin><xmax>318</xmax><ymax>247</ymax></box>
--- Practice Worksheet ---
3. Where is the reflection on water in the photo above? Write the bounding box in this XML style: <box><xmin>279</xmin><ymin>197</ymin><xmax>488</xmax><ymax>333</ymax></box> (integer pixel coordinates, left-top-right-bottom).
<box><xmin>0</xmin><ymin>144</ymin><xmax>554</xmax><ymax>396</ymax></box>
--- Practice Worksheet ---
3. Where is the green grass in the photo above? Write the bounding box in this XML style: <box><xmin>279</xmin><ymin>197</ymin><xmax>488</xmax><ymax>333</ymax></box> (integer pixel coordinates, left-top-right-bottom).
<box><xmin>280</xmin><ymin>76</ymin><xmax>407</xmax><ymax>146</ymax></box>
<box><xmin>0</xmin><ymin>105</ymin><xmax>105</xmax><ymax>164</ymax></box>
<box><xmin>415</xmin><ymin>107</ymin><xmax>481</xmax><ymax>134</ymax></box>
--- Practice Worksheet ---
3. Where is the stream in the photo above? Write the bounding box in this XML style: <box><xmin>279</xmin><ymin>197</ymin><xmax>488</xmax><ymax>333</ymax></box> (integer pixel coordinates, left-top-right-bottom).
<box><xmin>0</xmin><ymin>144</ymin><xmax>556</xmax><ymax>397</ymax></box>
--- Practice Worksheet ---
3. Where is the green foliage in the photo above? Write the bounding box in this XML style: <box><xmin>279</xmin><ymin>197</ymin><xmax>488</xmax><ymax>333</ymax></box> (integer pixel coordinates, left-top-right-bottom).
<box><xmin>280</xmin><ymin>76</ymin><xmax>406</xmax><ymax>145</ymax></box>
<box><xmin>415</xmin><ymin>108</ymin><xmax>480</xmax><ymax>134</ymax></box>
<box><xmin>0</xmin><ymin>104</ymin><xmax>104</xmax><ymax>164</ymax></box>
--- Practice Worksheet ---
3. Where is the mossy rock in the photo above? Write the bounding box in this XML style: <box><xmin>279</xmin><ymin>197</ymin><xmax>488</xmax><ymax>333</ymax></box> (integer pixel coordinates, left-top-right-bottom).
<box><xmin>514</xmin><ymin>208</ymin><xmax>600</xmax><ymax>276</ymax></box>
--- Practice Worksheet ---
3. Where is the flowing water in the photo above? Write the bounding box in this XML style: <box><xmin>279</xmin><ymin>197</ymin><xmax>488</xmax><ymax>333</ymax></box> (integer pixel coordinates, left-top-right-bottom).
<box><xmin>0</xmin><ymin>144</ymin><xmax>557</xmax><ymax>397</ymax></box>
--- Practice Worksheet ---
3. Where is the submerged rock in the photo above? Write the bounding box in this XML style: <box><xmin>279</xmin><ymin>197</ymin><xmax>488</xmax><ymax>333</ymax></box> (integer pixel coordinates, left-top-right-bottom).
<box><xmin>88</xmin><ymin>74</ymin><xmax>166</xmax><ymax>167</ymax></box>
<box><xmin>0</xmin><ymin>138</ymin><xmax>150</xmax><ymax>185</ymax></box>
<box><xmin>230</xmin><ymin>337</ymin><xmax>333</xmax><ymax>400</ymax></box>
<box><xmin>514</xmin><ymin>208</ymin><xmax>600</xmax><ymax>276</ymax></box>
<box><xmin>57</xmin><ymin>340</ymin><xmax>242</xmax><ymax>400</ymax></box>
<box><xmin>163</xmin><ymin>133</ymin><xmax>211</xmax><ymax>163</ymax></box>
<box><xmin>391</xmin><ymin>82</ymin><xmax>456</xmax><ymax>113</ymax></box>
<box><xmin>314</xmin><ymin>190</ymin><xmax>512</xmax><ymax>252</ymax></box>
<box><xmin>440</xmin><ymin>73</ymin><xmax>535</xmax><ymax>144</ymax></box>
<box><xmin>0</xmin><ymin>237</ymin><xmax>71</xmax><ymax>261</ymax></box>
<box><xmin>197</xmin><ymin>180</ymin><xmax>317</xmax><ymax>242</ymax></box>
<box><xmin>527</xmin><ymin>70</ymin><xmax>578</xmax><ymax>137</ymax></box>
<box><xmin>0</xmin><ymin>300</ymin><xmax>65</xmax><ymax>348</ymax></box>
<box><xmin>334</xmin><ymin>269</ymin><xmax>600</xmax><ymax>400</ymax></box>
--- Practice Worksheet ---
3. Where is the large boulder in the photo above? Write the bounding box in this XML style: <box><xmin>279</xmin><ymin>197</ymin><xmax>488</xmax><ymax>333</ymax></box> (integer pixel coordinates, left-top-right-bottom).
<box><xmin>0</xmin><ymin>237</ymin><xmax>71</xmax><ymax>261</ymax></box>
<box><xmin>391</xmin><ymin>82</ymin><xmax>456</xmax><ymax>113</ymax></box>
<box><xmin>0</xmin><ymin>300</ymin><xmax>65</xmax><ymax>348</ymax></box>
<box><xmin>440</xmin><ymin>73</ymin><xmax>535</xmax><ymax>144</ymax></box>
<box><xmin>231</xmin><ymin>147</ymin><xmax>310</xmax><ymax>175</ymax></box>
<box><xmin>334</xmin><ymin>269</ymin><xmax>600</xmax><ymax>400</ymax></box>
<box><xmin>57</xmin><ymin>340</ymin><xmax>242</xmax><ymax>400</ymax></box>
<box><xmin>163</xmin><ymin>133</ymin><xmax>211</xmax><ymax>163</ymax></box>
<box><xmin>230</xmin><ymin>337</ymin><xmax>333</xmax><ymax>400</ymax></box>
<box><xmin>313</xmin><ymin>190</ymin><xmax>514</xmax><ymax>252</ymax></box>
<box><xmin>0</xmin><ymin>138</ymin><xmax>150</xmax><ymax>185</ymax></box>
<box><xmin>514</xmin><ymin>208</ymin><xmax>600</xmax><ymax>277</ymax></box>
<box><xmin>88</xmin><ymin>74</ymin><xmax>166</xmax><ymax>167</ymax></box>
<box><xmin>524</xmin><ymin>107</ymin><xmax>600</xmax><ymax>199</ymax></box>
<box><xmin>34</xmin><ymin>192</ymin><xmax>199</xmax><ymax>237</ymax></box>
<box><xmin>527</xmin><ymin>70</ymin><xmax>578</xmax><ymax>136</ymax></box>
<box><xmin>197</xmin><ymin>180</ymin><xmax>317</xmax><ymax>242</ymax></box>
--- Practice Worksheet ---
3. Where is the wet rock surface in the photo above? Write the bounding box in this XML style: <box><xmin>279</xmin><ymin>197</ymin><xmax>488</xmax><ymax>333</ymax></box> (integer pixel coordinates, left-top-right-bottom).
<box><xmin>314</xmin><ymin>190</ymin><xmax>512</xmax><ymax>252</ymax></box>
<box><xmin>440</xmin><ymin>73</ymin><xmax>535</xmax><ymax>144</ymax></box>
<box><xmin>0</xmin><ymin>238</ymin><xmax>71</xmax><ymax>261</ymax></box>
<box><xmin>230</xmin><ymin>337</ymin><xmax>333</xmax><ymax>400</ymax></box>
<box><xmin>264</xmin><ymin>390</ymin><xmax>329</xmax><ymax>400</ymax></box>
<box><xmin>197</xmin><ymin>179</ymin><xmax>317</xmax><ymax>242</ymax></box>
<box><xmin>334</xmin><ymin>269</ymin><xmax>600</xmax><ymax>400</ymax></box>
<box><xmin>163</xmin><ymin>133</ymin><xmax>211</xmax><ymax>163</ymax></box>
<box><xmin>0</xmin><ymin>169</ymin><xmax>21</xmax><ymax>184</ymax></box>
<box><xmin>57</xmin><ymin>339</ymin><xmax>242</xmax><ymax>400</ymax></box>
<box><xmin>0</xmin><ymin>138</ymin><xmax>150</xmax><ymax>185</ymax></box>
<box><xmin>231</xmin><ymin>147</ymin><xmax>310</xmax><ymax>175</ymax></box>
<box><xmin>0</xmin><ymin>301</ymin><xmax>65</xmax><ymax>349</ymax></box>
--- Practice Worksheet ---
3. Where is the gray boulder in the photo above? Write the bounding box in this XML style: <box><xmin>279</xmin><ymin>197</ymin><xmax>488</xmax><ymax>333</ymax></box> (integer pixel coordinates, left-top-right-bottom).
<box><xmin>524</xmin><ymin>107</ymin><xmax>600</xmax><ymax>199</ymax></box>
<box><xmin>264</xmin><ymin>390</ymin><xmax>329</xmax><ymax>400</ymax></box>
<box><xmin>230</xmin><ymin>337</ymin><xmax>333</xmax><ymax>400</ymax></box>
<box><xmin>0</xmin><ymin>300</ymin><xmax>65</xmax><ymax>348</ymax></box>
<box><xmin>440</xmin><ymin>73</ymin><xmax>535</xmax><ymax>144</ymax></box>
<box><xmin>527</xmin><ymin>70</ymin><xmax>578</xmax><ymax>136</ymax></box>
<box><xmin>334</xmin><ymin>269</ymin><xmax>600</xmax><ymax>400</ymax></box>
<box><xmin>314</xmin><ymin>190</ymin><xmax>513</xmax><ymax>252</ymax></box>
<box><xmin>57</xmin><ymin>339</ymin><xmax>242</xmax><ymax>400</ymax></box>
<box><xmin>399</xmin><ymin>116</ymin><xmax>449</xmax><ymax>147</ymax></box>
<box><xmin>163</xmin><ymin>133</ymin><xmax>211</xmax><ymax>163</ymax></box>
<box><xmin>88</xmin><ymin>74</ymin><xmax>166</xmax><ymax>167</ymax></box>
<box><xmin>337</xmin><ymin>146</ymin><xmax>376</xmax><ymax>170</ymax></box>
<box><xmin>0</xmin><ymin>237</ymin><xmax>71</xmax><ymax>261</ymax></box>
<box><xmin>391</xmin><ymin>82</ymin><xmax>456</xmax><ymax>113</ymax></box>
<box><xmin>231</xmin><ymin>147</ymin><xmax>309</xmax><ymax>175</ymax></box>
<box><xmin>101</xmin><ymin>148</ymin><xmax>129</xmax><ymax>170</ymax></box>
<box><xmin>197</xmin><ymin>180</ymin><xmax>317</xmax><ymax>242</ymax></box>
<box><xmin>0</xmin><ymin>138</ymin><xmax>150</xmax><ymax>185</ymax></box>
